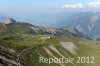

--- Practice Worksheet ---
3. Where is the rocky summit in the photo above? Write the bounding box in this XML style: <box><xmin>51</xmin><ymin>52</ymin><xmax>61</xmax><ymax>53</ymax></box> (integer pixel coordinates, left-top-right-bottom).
<box><xmin>0</xmin><ymin>16</ymin><xmax>16</xmax><ymax>24</ymax></box>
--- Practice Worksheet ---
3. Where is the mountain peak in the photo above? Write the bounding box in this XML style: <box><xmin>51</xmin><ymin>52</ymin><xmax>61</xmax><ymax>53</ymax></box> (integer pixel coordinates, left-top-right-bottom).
<box><xmin>0</xmin><ymin>17</ymin><xmax>16</xmax><ymax>24</ymax></box>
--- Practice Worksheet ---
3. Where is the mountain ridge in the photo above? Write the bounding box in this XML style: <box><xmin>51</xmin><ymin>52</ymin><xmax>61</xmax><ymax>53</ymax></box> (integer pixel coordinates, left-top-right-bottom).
<box><xmin>0</xmin><ymin>22</ymin><xmax>88</xmax><ymax>40</ymax></box>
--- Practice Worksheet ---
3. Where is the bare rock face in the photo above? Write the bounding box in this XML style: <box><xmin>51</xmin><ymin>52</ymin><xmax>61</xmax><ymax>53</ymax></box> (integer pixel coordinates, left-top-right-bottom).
<box><xmin>0</xmin><ymin>18</ymin><xmax>16</xmax><ymax>24</ymax></box>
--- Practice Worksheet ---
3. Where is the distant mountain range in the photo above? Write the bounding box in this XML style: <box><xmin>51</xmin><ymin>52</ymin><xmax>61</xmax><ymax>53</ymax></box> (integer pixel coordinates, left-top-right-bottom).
<box><xmin>56</xmin><ymin>12</ymin><xmax>100</xmax><ymax>38</ymax></box>
<box><xmin>23</xmin><ymin>12</ymin><xmax>100</xmax><ymax>38</ymax></box>
<box><xmin>1</xmin><ymin>12</ymin><xmax>100</xmax><ymax>38</ymax></box>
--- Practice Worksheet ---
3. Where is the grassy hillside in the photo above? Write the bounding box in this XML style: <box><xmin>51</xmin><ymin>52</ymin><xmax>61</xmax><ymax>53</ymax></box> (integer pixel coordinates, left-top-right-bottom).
<box><xmin>0</xmin><ymin>22</ymin><xmax>98</xmax><ymax>66</ymax></box>
<box><xmin>0</xmin><ymin>34</ymin><xmax>99</xmax><ymax>66</ymax></box>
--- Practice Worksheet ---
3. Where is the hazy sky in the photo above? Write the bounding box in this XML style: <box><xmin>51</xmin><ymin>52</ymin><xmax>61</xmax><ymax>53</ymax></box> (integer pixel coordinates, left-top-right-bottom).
<box><xmin>0</xmin><ymin>0</ymin><xmax>100</xmax><ymax>21</ymax></box>
<box><xmin>0</xmin><ymin>0</ymin><xmax>94</xmax><ymax>13</ymax></box>
<box><xmin>0</xmin><ymin>0</ymin><xmax>92</xmax><ymax>8</ymax></box>
<box><xmin>0</xmin><ymin>0</ymin><xmax>100</xmax><ymax>26</ymax></box>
